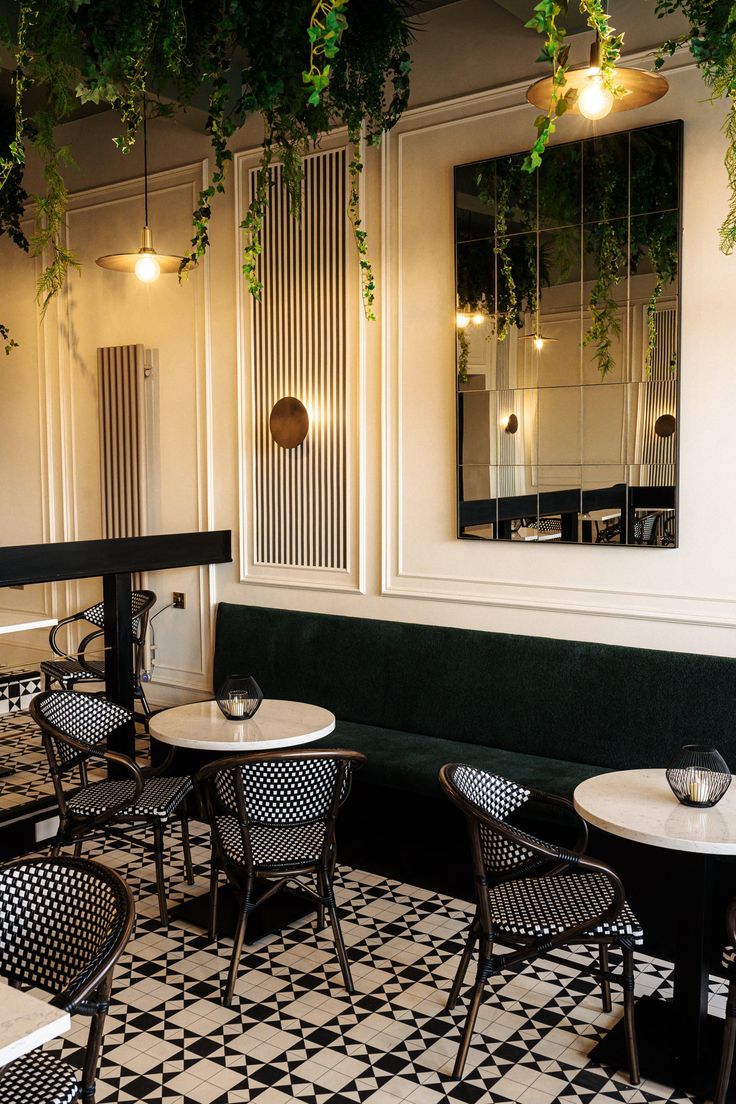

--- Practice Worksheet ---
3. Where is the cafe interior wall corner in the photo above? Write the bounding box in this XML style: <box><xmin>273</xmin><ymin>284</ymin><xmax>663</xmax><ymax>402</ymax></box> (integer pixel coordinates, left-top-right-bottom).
<box><xmin>0</xmin><ymin>1</ymin><xmax>734</xmax><ymax>704</ymax></box>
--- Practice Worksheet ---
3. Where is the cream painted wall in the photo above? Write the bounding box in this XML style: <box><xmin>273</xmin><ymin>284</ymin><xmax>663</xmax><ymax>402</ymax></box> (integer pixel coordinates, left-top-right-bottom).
<box><xmin>0</xmin><ymin>1</ymin><xmax>734</xmax><ymax>702</ymax></box>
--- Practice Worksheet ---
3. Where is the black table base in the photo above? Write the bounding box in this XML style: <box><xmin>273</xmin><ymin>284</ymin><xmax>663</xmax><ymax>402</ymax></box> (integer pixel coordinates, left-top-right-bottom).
<box><xmin>169</xmin><ymin>881</ymin><xmax>316</xmax><ymax>944</ymax></box>
<box><xmin>591</xmin><ymin>994</ymin><xmax>731</xmax><ymax>1101</ymax></box>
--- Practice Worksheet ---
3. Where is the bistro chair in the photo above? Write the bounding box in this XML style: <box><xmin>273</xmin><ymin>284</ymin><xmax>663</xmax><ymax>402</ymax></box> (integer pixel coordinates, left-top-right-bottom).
<box><xmin>196</xmin><ymin>749</ymin><xmax>365</xmax><ymax>1006</ymax></box>
<box><xmin>30</xmin><ymin>690</ymin><xmax>193</xmax><ymax>926</ymax></box>
<box><xmin>40</xmin><ymin>590</ymin><xmax>156</xmax><ymax>720</ymax></box>
<box><xmin>0</xmin><ymin>855</ymin><xmax>134</xmax><ymax>1104</ymax></box>
<box><xmin>714</xmin><ymin>899</ymin><xmax>736</xmax><ymax>1104</ymax></box>
<box><xmin>439</xmin><ymin>764</ymin><xmax>642</xmax><ymax>1081</ymax></box>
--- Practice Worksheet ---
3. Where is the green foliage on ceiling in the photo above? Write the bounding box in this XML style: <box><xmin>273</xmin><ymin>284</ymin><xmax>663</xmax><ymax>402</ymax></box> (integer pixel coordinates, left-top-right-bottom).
<box><xmin>0</xmin><ymin>0</ymin><xmax>412</xmax><ymax>348</ymax></box>
<box><xmin>526</xmin><ymin>0</ymin><xmax>736</xmax><ymax>258</ymax></box>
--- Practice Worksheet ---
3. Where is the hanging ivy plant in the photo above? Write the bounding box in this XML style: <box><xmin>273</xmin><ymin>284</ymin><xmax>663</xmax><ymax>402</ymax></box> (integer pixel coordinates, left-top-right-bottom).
<box><xmin>0</xmin><ymin>0</ymin><xmax>413</xmax><ymax>351</ymax></box>
<box><xmin>654</xmin><ymin>0</ymin><xmax>736</xmax><ymax>253</ymax></box>
<box><xmin>523</xmin><ymin>0</ymin><xmax>624</xmax><ymax>173</ymax></box>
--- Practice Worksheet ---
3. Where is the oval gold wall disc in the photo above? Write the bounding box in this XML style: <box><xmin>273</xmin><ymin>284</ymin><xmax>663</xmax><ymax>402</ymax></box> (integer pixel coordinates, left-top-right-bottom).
<box><xmin>269</xmin><ymin>397</ymin><xmax>310</xmax><ymax>449</ymax></box>
<box><xmin>654</xmin><ymin>413</ymin><xmax>676</xmax><ymax>438</ymax></box>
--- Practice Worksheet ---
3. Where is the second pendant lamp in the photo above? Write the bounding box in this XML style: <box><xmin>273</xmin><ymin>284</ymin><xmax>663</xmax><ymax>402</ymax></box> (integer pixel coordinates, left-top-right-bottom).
<box><xmin>96</xmin><ymin>99</ymin><xmax>185</xmax><ymax>283</ymax></box>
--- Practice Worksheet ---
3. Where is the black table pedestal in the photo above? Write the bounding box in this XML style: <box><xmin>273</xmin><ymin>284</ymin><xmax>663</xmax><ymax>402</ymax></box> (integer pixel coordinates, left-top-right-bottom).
<box><xmin>591</xmin><ymin>995</ymin><xmax>731</xmax><ymax>1101</ymax></box>
<box><xmin>591</xmin><ymin>851</ymin><xmax>727</xmax><ymax>1099</ymax></box>
<box><xmin>169</xmin><ymin>881</ymin><xmax>316</xmax><ymax>944</ymax></box>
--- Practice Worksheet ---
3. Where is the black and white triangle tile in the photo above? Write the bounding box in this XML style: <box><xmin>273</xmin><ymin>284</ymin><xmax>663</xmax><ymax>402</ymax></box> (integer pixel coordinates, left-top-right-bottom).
<box><xmin>19</xmin><ymin>819</ymin><xmax>708</xmax><ymax>1104</ymax></box>
<box><xmin>0</xmin><ymin>709</ymin><xmax>720</xmax><ymax>1104</ymax></box>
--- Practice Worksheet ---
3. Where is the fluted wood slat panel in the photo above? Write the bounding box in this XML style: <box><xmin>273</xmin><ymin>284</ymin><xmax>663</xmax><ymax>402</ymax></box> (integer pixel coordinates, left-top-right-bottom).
<box><xmin>251</xmin><ymin>149</ymin><xmax>347</xmax><ymax>570</ymax></box>
<box><xmin>640</xmin><ymin>305</ymin><xmax>677</xmax><ymax>486</ymax></box>
<box><xmin>97</xmin><ymin>344</ymin><xmax>147</xmax><ymax>539</ymax></box>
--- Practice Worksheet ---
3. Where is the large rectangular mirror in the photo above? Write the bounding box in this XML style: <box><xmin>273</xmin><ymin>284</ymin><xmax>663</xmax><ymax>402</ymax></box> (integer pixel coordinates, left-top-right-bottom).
<box><xmin>455</xmin><ymin>120</ymin><xmax>681</xmax><ymax>547</ymax></box>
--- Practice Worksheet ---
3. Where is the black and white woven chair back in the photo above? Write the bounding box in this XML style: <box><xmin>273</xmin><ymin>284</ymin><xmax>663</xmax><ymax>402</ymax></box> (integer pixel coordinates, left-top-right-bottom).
<box><xmin>77</xmin><ymin>590</ymin><xmax>153</xmax><ymax>638</ymax></box>
<box><xmin>443</xmin><ymin>764</ymin><xmax>548</xmax><ymax>879</ymax></box>
<box><xmin>31</xmin><ymin>690</ymin><xmax>131</xmax><ymax>774</ymax></box>
<box><xmin>0</xmin><ymin>856</ymin><xmax>133</xmax><ymax>1008</ymax></box>
<box><xmin>213</xmin><ymin>756</ymin><xmax>351</xmax><ymax>827</ymax></box>
<box><xmin>634</xmin><ymin>513</ymin><xmax>659</xmax><ymax>545</ymax></box>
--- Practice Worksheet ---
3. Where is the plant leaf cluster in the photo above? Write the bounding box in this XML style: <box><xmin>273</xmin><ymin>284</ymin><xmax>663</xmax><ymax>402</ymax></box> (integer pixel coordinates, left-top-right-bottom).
<box><xmin>0</xmin><ymin>0</ymin><xmax>413</xmax><ymax>350</ymax></box>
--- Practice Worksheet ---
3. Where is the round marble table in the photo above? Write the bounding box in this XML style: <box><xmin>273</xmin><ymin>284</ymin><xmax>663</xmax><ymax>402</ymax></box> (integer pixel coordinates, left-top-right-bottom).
<box><xmin>574</xmin><ymin>768</ymin><xmax>736</xmax><ymax>1097</ymax></box>
<box><xmin>148</xmin><ymin>698</ymin><xmax>335</xmax><ymax>753</ymax></box>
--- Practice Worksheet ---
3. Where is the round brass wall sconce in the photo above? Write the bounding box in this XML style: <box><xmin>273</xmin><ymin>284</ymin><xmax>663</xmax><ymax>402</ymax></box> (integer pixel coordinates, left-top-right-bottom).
<box><xmin>654</xmin><ymin>414</ymin><xmax>676</xmax><ymax>439</ymax></box>
<box><xmin>269</xmin><ymin>397</ymin><xmax>309</xmax><ymax>449</ymax></box>
<box><xmin>504</xmin><ymin>414</ymin><xmax>519</xmax><ymax>435</ymax></box>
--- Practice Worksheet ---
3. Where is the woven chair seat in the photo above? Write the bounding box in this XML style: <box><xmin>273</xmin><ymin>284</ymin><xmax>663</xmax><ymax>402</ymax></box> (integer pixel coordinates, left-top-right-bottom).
<box><xmin>40</xmin><ymin>658</ymin><xmax>104</xmax><ymax>683</ymax></box>
<box><xmin>0</xmin><ymin>1049</ymin><xmax>79</xmax><ymax>1104</ymax></box>
<box><xmin>68</xmin><ymin>775</ymin><xmax>192</xmax><ymax>820</ymax></box>
<box><xmin>489</xmin><ymin>872</ymin><xmax>644</xmax><ymax>943</ymax></box>
<box><xmin>217</xmin><ymin>815</ymin><xmax>327</xmax><ymax>869</ymax></box>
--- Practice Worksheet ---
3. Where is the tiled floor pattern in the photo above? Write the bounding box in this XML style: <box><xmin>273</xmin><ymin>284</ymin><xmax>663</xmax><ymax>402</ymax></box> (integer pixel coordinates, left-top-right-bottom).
<box><xmin>30</xmin><ymin>820</ymin><xmax>719</xmax><ymax>1104</ymax></box>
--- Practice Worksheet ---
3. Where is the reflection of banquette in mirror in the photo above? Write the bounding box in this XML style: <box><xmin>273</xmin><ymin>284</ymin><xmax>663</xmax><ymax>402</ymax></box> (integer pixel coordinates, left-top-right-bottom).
<box><xmin>455</xmin><ymin>120</ymin><xmax>681</xmax><ymax>547</ymax></box>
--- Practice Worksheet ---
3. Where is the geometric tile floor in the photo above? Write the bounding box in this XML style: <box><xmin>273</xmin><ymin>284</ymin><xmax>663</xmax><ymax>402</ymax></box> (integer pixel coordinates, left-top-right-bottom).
<box><xmin>35</xmin><ymin>820</ymin><xmax>713</xmax><ymax>1104</ymax></box>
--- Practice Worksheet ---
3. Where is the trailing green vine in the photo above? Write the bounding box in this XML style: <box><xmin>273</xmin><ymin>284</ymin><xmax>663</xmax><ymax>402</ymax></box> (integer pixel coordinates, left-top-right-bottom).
<box><xmin>654</xmin><ymin>0</ymin><xmax>736</xmax><ymax>253</ymax></box>
<box><xmin>0</xmin><ymin>0</ymin><xmax>413</xmax><ymax>347</ymax></box>
<box><xmin>457</xmin><ymin>326</ymin><xmax>470</xmax><ymax>383</ymax></box>
<box><xmin>523</xmin><ymin>0</ymin><xmax>624</xmax><ymax>173</ymax></box>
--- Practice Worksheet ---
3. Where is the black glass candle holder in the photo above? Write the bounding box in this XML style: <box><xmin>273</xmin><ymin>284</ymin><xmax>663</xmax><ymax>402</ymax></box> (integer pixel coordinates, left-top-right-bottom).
<box><xmin>215</xmin><ymin>675</ymin><xmax>263</xmax><ymax>721</ymax></box>
<box><xmin>666</xmin><ymin>745</ymin><xmax>731</xmax><ymax>808</ymax></box>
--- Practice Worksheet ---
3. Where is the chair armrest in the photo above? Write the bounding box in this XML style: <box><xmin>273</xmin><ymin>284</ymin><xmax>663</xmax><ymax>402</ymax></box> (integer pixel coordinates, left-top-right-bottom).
<box><xmin>530</xmin><ymin>790</ymin><xmax>589</xmax><ymax>869</ymax></box>
<box><xmin>48</xmin><ymin>614</ymin><xmax>82</xmax><ymax>659</ymax></box>
<box><xmin>139</xmin><ymin>742</ymin><xmax>175</xmax><ymax>778</ymax></box>
<box><xmin>65</xmin><ymin>747</ymin><xmax>145</xmax><ymax>838</ymax></box>
<box><xmin>77</xmin><ymin>629</ymin><xmax>105</xmax><ymax>678</ymax></box>
<box><xmin>725</xmin><ymin>897</ymin><xmax>736</xmax><ymax>950</ymax></box>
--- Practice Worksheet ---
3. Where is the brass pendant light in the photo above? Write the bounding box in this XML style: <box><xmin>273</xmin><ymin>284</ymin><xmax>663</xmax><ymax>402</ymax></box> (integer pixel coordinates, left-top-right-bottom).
<box><xmin>96</xmin><ymin>99</ymin><xmax>185</xmax><ymax>282</ymax></box>
<box><xmin>527</xmin><ymin>35</ymin><xmax>669</xmax><ymax>121</ymax></box>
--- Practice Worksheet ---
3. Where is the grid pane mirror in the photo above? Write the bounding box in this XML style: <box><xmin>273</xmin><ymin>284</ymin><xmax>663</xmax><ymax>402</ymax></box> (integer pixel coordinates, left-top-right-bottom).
<box><xmin>455</xmin><ymin>120</ymin><xmax>681</xmax><ymax>547</ymax></box>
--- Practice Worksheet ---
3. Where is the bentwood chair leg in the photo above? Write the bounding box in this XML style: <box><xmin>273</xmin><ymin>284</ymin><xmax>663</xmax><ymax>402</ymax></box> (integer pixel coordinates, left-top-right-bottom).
<box><xmin>152</xmin><ymin>821</ymin><xmax>169</xmax><ymax>927</ymax></box>
<box><xmin>208</xmin><ymin>861</ymin><xmax>219</xmax><ymax>943</ymax></box>
<box><xmin>599</xmin><ymin>944</ymin><xmax>612</xmax><ymax>1013</ymax></box>
<box><xmin>452</xmin><ymin>940</ymin><xmax>492</xmax><ymax>1080</ymax></box>
<box><xmin>181</xmin><ymin>813</ymin><xmax>194</xmax><ymax>885</ymax></box>
<box><xmin>80</xmin><ymin>970</ymin><xmax>113</xmax><ymax>1103</ymax></box>
<box><xmin>73</xmin><ymin>838</ymin><xmax>84</xmax><ymax>858</ymax></box>
<box><xmin>447</xmin><ymin>917</ymin><xmax>481</xmax><ymax>1011</ymax></box>
<box><xmin>327</xmin><ymin>892</ymin><xmax>354</xmax><ymax>994</ymax></box>
<box><xmin>224</xmin><ymin>889</ymin><xmax>251</xmax><ymax>1007</ymax></box>
<box><xmin>715</xmin><ymin>980</ymin><xmax>736</xmax><ymax>1104</ymax></box>
<box><xmin>315</xmin><ymin>870</ymin><xmax>327</xmax><ymax>932</ymax></box>
<box><xmin>621</xmin><ymin>944</ymin><xmax>640</xmax><ymax>1085</ymax></box>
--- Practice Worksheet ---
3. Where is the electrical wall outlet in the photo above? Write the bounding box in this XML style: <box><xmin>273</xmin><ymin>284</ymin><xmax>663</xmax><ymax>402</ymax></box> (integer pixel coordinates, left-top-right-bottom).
<box><xmin>172</xmin><ymin>592</ymin><xmax>186</xmax><ymax>609</ymax></box>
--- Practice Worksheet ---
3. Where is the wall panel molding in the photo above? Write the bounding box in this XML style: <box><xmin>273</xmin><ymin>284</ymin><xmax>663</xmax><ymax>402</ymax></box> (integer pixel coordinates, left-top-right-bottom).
<box><xmin>236</xmin><ymin>140</ymin><xmax>364</xmax><ymax>593</ymax></box>
<box><xmin>381</xmin><ymin>67</ymin><xmax>736</xmax><ymax>633</ymax></box>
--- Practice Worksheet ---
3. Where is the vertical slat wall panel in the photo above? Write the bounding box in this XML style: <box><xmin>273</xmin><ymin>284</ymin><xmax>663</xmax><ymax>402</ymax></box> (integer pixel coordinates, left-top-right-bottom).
<box><xmin>639</xmin><ymin>305</ymin><xmax>677</xmax><ymax>486</ymax></box>
<box><xmin>97</xmin><ymin>344</ymin><xmax>147</xmax><ymax>540</ymax></box>
<box><xmin>251</xmin><ymin>149</ymin><xmax>347</xmax><ymax>570</ymax></box>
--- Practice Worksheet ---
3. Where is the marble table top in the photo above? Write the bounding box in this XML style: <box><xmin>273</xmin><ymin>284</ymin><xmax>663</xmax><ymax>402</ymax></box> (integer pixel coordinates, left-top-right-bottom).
<box><xmin>574</xmin><ymin>768</ymin><xmax>736</xmax><ymax>855</ymax></box>
<box><xmin>0</xmin><ymin>983</ymin><xmax>70</xmax><ymax>1067</ymax></box>
<box><xmin>0</xmin><ymin>615</ymin><xmax>57</xmax><ymax>636</ymax></box>
<box><xmin>149</xmin><ymin>699</ymin><xmax>336</xmax><ymax>752</ymax></box>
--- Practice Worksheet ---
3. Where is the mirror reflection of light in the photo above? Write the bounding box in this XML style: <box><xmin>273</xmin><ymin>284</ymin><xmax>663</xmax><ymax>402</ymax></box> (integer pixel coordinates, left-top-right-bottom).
<box><xmin>456</xmin><ymin>312</ymin><xmax>471</xmax><ymax>328</ymax></box>
<box><xmin>533</xmin><ymin>335</ymin><xmax>545</xmax><ymax>351</ymax></box>
<box><xmin>471</xmin><ymin>313</ymin><xmax>484</xmax><ymax>326</ymax></box>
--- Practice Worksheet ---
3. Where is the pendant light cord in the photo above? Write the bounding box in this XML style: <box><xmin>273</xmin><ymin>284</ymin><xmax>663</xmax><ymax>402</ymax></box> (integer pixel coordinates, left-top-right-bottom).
<box><xmin>143</xmin><ymin>95</ymin><xmax>149</xmax><ymax>227</ymax></box>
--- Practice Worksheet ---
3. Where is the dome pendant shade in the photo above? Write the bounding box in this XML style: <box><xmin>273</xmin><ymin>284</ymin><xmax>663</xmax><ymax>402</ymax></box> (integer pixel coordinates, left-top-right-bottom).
<box><xmin>96</xmin><ymin>225</ymin><xmax>184</xmax><ymax>275</ymax></box>
<box><xmin>527</xmin><ymin>40</ymin><xmax>669</xmax><ymax>117</ymax></box>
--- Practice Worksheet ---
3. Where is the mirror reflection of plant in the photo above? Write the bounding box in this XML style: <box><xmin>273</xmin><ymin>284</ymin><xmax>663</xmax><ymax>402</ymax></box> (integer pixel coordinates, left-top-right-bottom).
<box><xmin>582</xmin><ymin>152</ymin><xmax>627</xmax><ymax>377</ymax></box>
<box><xmin>457</xmin><ymin>326</ymin><xmax>470</xmax><ymax>382</ymax></box>
<box><xmin>493</xmin><ymin>159</ymin><xmax>536</xmax><ymax>340</ymax></box>
<box><xmin>631</xmin><ymin>210</ymin><xmax>678</xmax><ymax>373</ymax></box>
